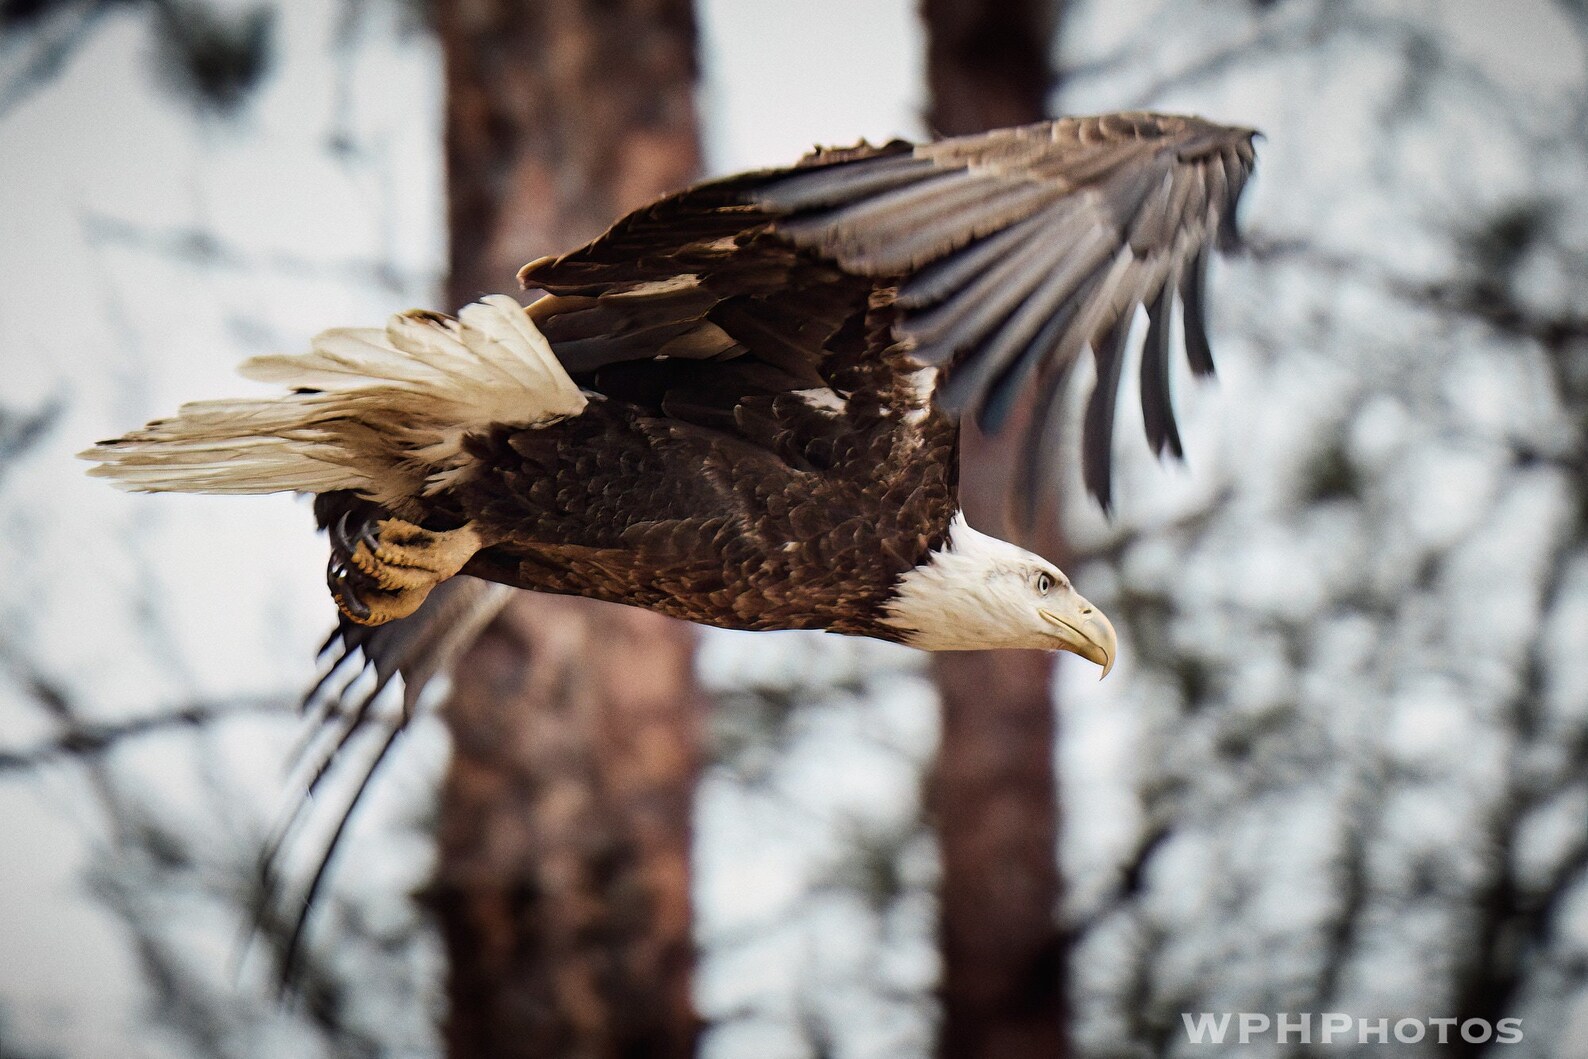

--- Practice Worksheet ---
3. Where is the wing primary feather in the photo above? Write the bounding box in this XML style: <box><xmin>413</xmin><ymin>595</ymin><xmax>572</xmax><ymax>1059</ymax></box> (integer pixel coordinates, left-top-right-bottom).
<box><xmin>895</xmin><ymin>207</ymin><xmax>1057</xmax><ymax>309</ymax></box>
<box><xmin>302</xmin><ymin>667</ymin><xmax>399</xmax><ymax>798</ymax></box>
<box><xmin>276</xmin><ymin>717</ymin><xmax>408</xmax><ymax>992</ymax></box>
<box><xmin>753</xmin><ymin>153</ymin><xmax>938</xmax><ymax>211</ymax></box>
<box><xmin>1216</xmin><ymin>150</ymin><xmax>1251</xmax><ymax>249</ymax></box>
<box><xmin>259</xmin><ymin>649</ymin><xmax>396</xmax><ymax>897</ymax></box>
<box><xmin>1139</xmin><ymin>280</ymin><xmax>1183</xmax><ymax>458</ymax></box>
<box><xmin>258</xmin><ymin>667</ymin><xmax>400</xmax><ymax>992</ymax></box>
<box><xmin>969</xmin><ymin>259</ymin><xmax>1113</xmax><ymax>433</ymax></box>
<box><xmin>1082</xmin><ymin>316</ymin><xmax>1133</xmax><ymax>512</ymax></box>
<box><xmin>1015</xmin><ymin>356</ymin><xmax>1080</xmax><ymax>529</ymax></box>
<box><xmin>1125</xmin><ymin>169</ymin><xmax>1179</xmax><ymax>251</ymax></box>
<box><xmin>1180</xmin><ymin>247</ymin><xmax>1216</xmax><ymax>376</ymax></box>
<box><xmin>774</xmin><ymin>169</ymin><xmax>980</xmax><ymax>244</ymax></box>
<box><xmin>832</xmin><ymin>180</ymin><xmax>1061</xmax><ymax>275</ymax></box>
<box><xmin>971</xmin><ymin>265</ymin><xmax>1111</xmax><ymax>435</ymax></box>
<box><xmin>901</xmin><ymin>213</ymin><xmax>1077</xmax><ymax>355</ymax></box>
<box><xmin>299</xmin><ymin>627</ymin><xmax>363</xmax><ymax>714</ymax></box>
<box><xmin>1104</xmin><ymin>154</ymin><xmax>1177</xmax><ymax>241</ymax></box>
<box><xmin>1202</xmin><ymin>156</ymin><xmax>1237</xmax><ymax>254</ymax></box>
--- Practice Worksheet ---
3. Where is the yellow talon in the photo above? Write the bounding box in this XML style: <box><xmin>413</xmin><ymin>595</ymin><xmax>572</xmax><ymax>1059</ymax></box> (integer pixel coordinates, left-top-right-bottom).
<box><xmin>329</xmin><ymin>518</ymin><xmax>484</xmax><ymax>626</ymax></box>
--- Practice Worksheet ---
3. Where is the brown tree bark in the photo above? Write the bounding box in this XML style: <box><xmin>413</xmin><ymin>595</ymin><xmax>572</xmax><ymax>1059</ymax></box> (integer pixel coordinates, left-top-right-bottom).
<box><xmin>919</xmin><ymin>3</ymin><xmax>1071</xmax><ymax>1058</ymax></box>
<box><xmin>432</xmin><ymin>3</ymin><xmax>705</xmax><ymax>1058</ymax></box>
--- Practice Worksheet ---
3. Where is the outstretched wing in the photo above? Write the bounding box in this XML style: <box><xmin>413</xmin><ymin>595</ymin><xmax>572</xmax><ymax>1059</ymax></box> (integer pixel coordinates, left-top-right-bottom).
<box><xmin>522</xmin><ymin>111</ymin><xmax>1257</xmax><ymax>513</ymax></box>
<box><xmin>260</xmin><ymin>570</ymin><xmax>510</xmax><ymax>988</ymax></box>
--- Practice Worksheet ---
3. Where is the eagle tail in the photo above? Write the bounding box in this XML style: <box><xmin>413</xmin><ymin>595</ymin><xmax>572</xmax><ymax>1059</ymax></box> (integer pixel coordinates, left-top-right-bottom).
<box><xmin>81</xmin><ymin>295</ymin><xmax>585</xmax><ymax>501</ymax></box>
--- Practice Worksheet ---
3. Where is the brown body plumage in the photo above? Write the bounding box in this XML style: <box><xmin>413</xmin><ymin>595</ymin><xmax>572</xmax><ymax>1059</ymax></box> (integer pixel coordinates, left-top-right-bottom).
<box><xmin>450</xmin><ymin>399</ymin><xmax>956</xmax><ymax>641</ymax></box>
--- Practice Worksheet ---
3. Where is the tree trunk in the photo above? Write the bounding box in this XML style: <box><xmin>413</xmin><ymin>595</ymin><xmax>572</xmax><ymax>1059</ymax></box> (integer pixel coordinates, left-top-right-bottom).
<box><xmin>432</xmin><ymin>3</ymin><xmax>705</xmax><ymax>1057</ymax></box>
<box><xmin>918</xmin><ymin>3</ymin><xmax>1070</xmax><ymax>1058</ymax></box>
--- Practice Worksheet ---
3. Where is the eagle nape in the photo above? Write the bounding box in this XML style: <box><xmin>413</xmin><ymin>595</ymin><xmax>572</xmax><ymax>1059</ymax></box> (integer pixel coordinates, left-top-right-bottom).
<box><xmin>81</xmin><ymin>112</ymin><xmax>1256</xmax><ymax>673</ymax></box>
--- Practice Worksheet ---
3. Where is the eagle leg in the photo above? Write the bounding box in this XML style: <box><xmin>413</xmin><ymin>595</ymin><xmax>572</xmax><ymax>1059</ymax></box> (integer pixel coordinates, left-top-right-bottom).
<box><xmin>327</xmin><ymin>515</ymin><xmax>484</xmax><ymax>626</ymax></box>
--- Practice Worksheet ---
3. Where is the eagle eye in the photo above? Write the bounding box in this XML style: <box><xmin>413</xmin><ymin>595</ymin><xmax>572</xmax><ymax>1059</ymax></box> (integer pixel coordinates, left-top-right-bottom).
<box><xmin>1036</xmin><ymin>572</ymin><xmax>1052</xmax><ymax>595</ymax></box>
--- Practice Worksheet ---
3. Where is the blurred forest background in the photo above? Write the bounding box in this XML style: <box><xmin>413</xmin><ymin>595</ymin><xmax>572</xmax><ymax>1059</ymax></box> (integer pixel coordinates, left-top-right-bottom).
<box><xmin>1</xmin><ymin>0</ymin><xmax>1586</xmax><ymax>1057</ymax></box>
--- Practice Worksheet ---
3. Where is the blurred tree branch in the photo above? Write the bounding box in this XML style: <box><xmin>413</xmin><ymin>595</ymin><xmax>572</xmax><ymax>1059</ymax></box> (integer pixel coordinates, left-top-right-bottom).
<box><xmin>0</xmin><ymin>0</ymin><xmax>274</xmax><ymax>120</ymax></box>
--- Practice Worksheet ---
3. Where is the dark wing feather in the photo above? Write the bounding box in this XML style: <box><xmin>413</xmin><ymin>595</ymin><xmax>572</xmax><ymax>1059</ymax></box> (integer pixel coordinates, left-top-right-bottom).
<box><xmin>755</xmin><ymin>111</ymin><xmax>1256</xmax><ymax>504</ymax></box>
<box><xmin>520</xmin><ymin>112</ymin><xmax>1255</xmax><ymax>506</ymax></box>
<box><xmin>262</xmin><ymin>577</ymin><xmax>509</xmax><ymax>988</ymax></box>
<box><xmin>1180</xmin><ymin>247</ymin><xmax>1217</xmax><ymax>377</ymax></box>
<box><xmin>1139</xmin><ymin>280</ymin><xmax>1182</xmax><ymax>459</ymax></box>
<box><xmin>1082</xmin><ymin>317</ymin><xmax>1133</xmax><ymax>513</ymax></box>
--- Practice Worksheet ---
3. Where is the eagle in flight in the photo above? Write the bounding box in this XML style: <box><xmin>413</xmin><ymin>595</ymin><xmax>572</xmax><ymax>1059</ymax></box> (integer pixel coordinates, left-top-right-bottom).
<box><xmin>85</xmin><ymin>112</ymin><xmax>1256</xmax><ymax>679</ymax></box>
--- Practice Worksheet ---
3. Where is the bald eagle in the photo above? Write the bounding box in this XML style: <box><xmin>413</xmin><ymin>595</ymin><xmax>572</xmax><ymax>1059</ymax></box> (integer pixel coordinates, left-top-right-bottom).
<box><xmin>84</xmin><ymin>112</ymin><xmax>1256</xmax><ymax>677</ymax></box>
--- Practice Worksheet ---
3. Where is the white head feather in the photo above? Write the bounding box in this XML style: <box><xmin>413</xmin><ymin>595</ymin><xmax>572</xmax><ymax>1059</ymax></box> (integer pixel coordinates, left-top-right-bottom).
<box><xmin>881</xmin><ymin>513</ymin><xmax>1117</xmax><ymax>669</ymax></box>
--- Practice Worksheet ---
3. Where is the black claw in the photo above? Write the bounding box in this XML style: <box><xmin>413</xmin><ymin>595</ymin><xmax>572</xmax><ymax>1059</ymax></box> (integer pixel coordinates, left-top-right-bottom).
<box><xmin>327</xmin><ymin>561</ymin><xmax>371</xmax><ymax>621</ymax></box>
<box><xmin>331</xmin><ymin>511</ymin><xmax>357</xmax><ymax>556</ymax></box>
<box><xmin>341</xmin><ymin>589</ymin><xmax>371</xmax><ymax>622</ymax></box>
<box><xmin>356</xmin><ymin>519</ymin><xmax>381</xmax><ymax>556</ymax></box>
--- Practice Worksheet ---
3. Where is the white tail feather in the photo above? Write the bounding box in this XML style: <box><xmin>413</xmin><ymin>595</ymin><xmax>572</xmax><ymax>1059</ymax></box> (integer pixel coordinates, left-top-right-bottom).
<box><xmin>82</xmin><ymin>295</ymin><xmax>586</xmax><ymax>505</ymax></box>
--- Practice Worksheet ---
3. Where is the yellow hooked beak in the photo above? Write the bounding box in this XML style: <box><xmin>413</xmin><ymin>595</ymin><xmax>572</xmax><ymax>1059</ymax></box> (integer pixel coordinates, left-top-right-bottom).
<box><xmin>1039</xmin><ymin>596</ymin><xmax>1118</xmax><ymax>678</ymax></box>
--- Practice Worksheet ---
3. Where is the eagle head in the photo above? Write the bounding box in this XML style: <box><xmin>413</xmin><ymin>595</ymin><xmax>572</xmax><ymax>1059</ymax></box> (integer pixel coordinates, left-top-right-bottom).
<box><xmin>881</xmin><ymin>514</ymin><xmax>1118</xmax><ymax>671</ymax></box>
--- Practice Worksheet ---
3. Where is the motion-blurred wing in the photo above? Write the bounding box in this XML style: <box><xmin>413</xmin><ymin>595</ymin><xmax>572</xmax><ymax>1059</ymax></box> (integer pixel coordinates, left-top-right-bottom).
<box><xmin>264</xmin><ymin>570</ymin><xmax>510</xmax><ymax>987</ymax></box>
